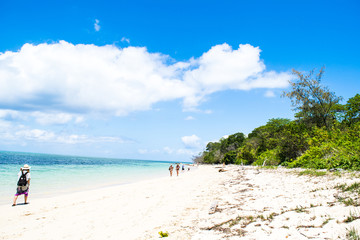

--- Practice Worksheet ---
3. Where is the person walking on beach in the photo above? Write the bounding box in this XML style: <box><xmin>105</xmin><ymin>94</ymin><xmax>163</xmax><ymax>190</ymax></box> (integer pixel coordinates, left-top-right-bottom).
<box><xmin>176</xmin><ymin>164</ymin><xmax>180</xmax><ymax>176</ymax></box>
<box><xmin>169</xmin><ymin>164</ymin><xmax>174</xmax><ymax>177</ymax></box>
<box><xmin>13</xmin><ymin>164</ymin><xmax>31</xmax><ymax>206</ymax></box>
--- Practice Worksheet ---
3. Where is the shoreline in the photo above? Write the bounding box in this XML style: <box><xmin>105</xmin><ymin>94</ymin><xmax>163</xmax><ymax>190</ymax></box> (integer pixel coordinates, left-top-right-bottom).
<box><xmin>1</xmin><ymin>165</ymin><xmax>359</xmax><ymax>239</ymax></box>
<box><xmin>0</xmin><ymin>165</ymin><xmax>196</xmax><ymax>207</ymax></box>
<box><xmin>0</xmin><ymin>161</ymin><xmax>184</xmax><ymax>206</ymax></box>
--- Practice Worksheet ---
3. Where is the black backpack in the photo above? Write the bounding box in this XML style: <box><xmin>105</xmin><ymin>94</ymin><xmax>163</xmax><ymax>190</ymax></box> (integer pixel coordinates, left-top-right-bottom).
<box><xmin>17</xmin><ymin>171</ymin><xmax>28</xmax><ymax>186</ymax></box>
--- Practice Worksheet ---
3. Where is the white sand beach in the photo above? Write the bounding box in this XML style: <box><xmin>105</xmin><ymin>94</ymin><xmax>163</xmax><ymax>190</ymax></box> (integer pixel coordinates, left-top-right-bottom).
<box><xmin>1</xmin><ymin>165</ymin><xmax>359</xmax><ymax>240</ymax></box>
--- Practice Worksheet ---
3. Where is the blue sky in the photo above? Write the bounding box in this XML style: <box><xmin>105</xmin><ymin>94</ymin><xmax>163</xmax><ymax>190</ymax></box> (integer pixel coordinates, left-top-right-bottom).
<box><xmin>0</xmin><ymin>0</ymin><xmax>359</xmax><ymax>161</ymax></box>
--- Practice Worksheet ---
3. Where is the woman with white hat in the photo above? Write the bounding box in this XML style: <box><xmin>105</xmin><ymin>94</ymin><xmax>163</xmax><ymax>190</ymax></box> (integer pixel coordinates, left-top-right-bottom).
<box><xmin>12</xmin><ymin>164</ymin><xmax>31</xmax><ymax>206</ymax></box>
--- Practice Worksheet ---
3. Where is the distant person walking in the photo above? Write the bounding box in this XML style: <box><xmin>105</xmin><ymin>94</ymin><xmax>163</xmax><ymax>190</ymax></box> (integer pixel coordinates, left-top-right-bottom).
<box><xmin>13</xmin><ymin>164</ymin><xmax>31</xmax><ymax>206</ymax></box>
<box><xmin>176</xmin><ymin>164</ymin><xmax>180</xmax><ymax>176</ymax></box>
<box><xmin>169</xmin><ymin>164</ymin><xmax>174</xmax><ymax>177</ymax></box>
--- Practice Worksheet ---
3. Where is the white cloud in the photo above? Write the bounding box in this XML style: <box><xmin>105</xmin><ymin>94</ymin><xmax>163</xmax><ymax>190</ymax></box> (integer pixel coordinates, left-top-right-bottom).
<box><xmin>0</xmin><ymin>41</ymin><xmax>292</xmax><ymax>116</ymax></box>
<box><xmin>121</xmin><ymin>37</ymin><xmax>130</xmax><ymax>44</ymax></box>
<box><xmin>181</xmin><ymin>44</ymin><xmax>291</xmax><ymax>109</ymax></box>
<box><xmin>16</xmin><ymin>129</ymin><xmax>56</xmax><ymax>142</ymax></box>
<box><xmin>185</xmin><ymin>116</ymin><xmax>195</xmax><ymax>120</ymax></box>
<box><xmin>0</xmin><ymin>122</ymin><xmax>125</xmax><ymax>144</ymax></box>
<box><xmin>31</xmin><ymin>111</ymin><xmax>82</xmax><ymax>125</ymax></box>
<box><xmin>138</xmin><ymin>146</ymin><xmax>198</xmax><ymax>156</ymax></box>
<box><xmin>222</xmin><ymin>135</ymin><xmax>229</xmax><ymax>139</ymax></box>
<box><xmin>163</xmin><ymin>146</ymin><xmax>174</xmax><ymax>154</ymax></box>
<box><xmin>265</xmin><ymin>90</ymin><xmax>276</xmax><ymax>98</ymax></box>
<box><xmin>0</xmin><ymin>109</ymin><xmax>84</xmax><ymax>125</ymax></box>
<box><xmin>176</xmin><ymin>148</ymin><xmax>198</xmax><ymax>155</ymax></box>
<box><xmin>0</xmin><ymin>109</ymin><xmax>25</xmax><ymax>121</ymax></box>
<box><xmin>75</xmin><ymin>116</ymin><xmax>85</xmax><ymax>123</ymax></box>
<box><xmin>138</xmin><ymin>148</ymin><xmax>161</xmax><ymax>154</ymax></box>
<box><xmin>94</xmin><ymin>19</ymin><xmax>100</xmax><ymax>31</ymax></box>
<box><xmin>181</xmin><ymin>134</ymin><xmax>201</xmax><ymax>148</ymax></box>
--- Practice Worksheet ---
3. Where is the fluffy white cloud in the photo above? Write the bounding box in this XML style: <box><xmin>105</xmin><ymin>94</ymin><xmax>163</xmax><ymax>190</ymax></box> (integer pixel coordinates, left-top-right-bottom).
<box><xmin>121</xmin><ymin>37</ymin><xmax>130</xmax><ymax>44</ymax></box>
<box><xmin>181</xmin><ymin>134</ymin><xmax>201</xmax><ymax>148</ymax></box>
<box><xmin>181</xmin><ymin>44</ymin><xmax>291</xmax><ymax>109</ymax></box>
<box><xmin>0</xmin><ymin>41</ymin><xmax>292</xmax><ymax>116</ymax></box>
<box><xmin>94</xmin><ymin>19</ymin><xmax>100</xmax><ymax>31</ymax></box>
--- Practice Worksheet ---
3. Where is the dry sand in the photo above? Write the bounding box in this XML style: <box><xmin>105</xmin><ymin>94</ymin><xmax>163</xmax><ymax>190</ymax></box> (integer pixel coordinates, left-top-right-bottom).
<box><xmin>1</xmin><ymin>165</ymin><xmax>359</xmax><ymax>240</ymax></box>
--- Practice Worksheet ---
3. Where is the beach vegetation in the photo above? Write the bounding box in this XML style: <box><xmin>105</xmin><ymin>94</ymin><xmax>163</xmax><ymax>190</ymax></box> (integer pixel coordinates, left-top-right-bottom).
<box><xmin>332</xmin><ymin>171</ymin><xmax>342</xmax><ymax>177</ymax></box>
<box><xmin>296</xmin><ymin>224</ymin><xmax>315</xmax><ymax>229</ymax></box>
<box><xmin>343</xmin><ymin>94</ymin><xmax>360</xmax><ymax>127</ymax></box>
<box><xmin>158</xmin><ymin>231</ymin><xmax>169</xmax><ymax>238</ymax></box>
<box><xmin>193</xmin><ymin>68</ymin><xmax>360</xmax><ymax>172</ymax></box>
<box><xmin>229</xmin><ymin>216</ymin><xmax>242</xmax><ymax>227</ymax></box>
<box><xmin>350</xmin><ymin>172</ymin><xmax>360</xmax><ymax>178</ymax></box>
<box><xmin>294</xmin><ymin>205</ymin><xmax>308</xmax><ymax>213</ymax></box>
<box><xmin>266</xmin><ymin>212</ymin><xmax>278</xmax><ymax>221</ymax></box>
<box><xmin>344</xmin><ymin>198</ymin><xmax>357</xmax><ymax>206</ymax></box>
<box><xmin>321</xmin><ymin>217</ymin><xmax>332</xmax><ymax>226</ymax></box>
<box><xmin>334</xmin><ymin>195</ymin><xmax>358</xmax><ymax>207</ymax></box>
<box><xmin>344</xmin><ymin>210</ymin><xmax>360</xmax><ymax>223</ymax></box>
<box><xmin>347</xmin><ymin>227</ymin><xmax>360</xmax><ymax>240</ymax></box>
<box><xmin>298</xmin><ymin>169</ymin><xmax>327</xmax><ymax>177</ymax></box>
<box><xmin>338</xmin><ymin>182</ymin><xmax>360</xmax><ymax>194</ymax></box>
<box><xmin>335</xmin><ymin>183</ymin><xmax>360</xmax><ymax>206</ymax></box>
<box><xmin>336</xmin><ymin>182</ymin><xmax>360</xmax><ymax>195</ymax></box>
<box><xmin>258</xmin><ymin>165</ymin><xmax>278</xmax><ymax>170</ymax></box>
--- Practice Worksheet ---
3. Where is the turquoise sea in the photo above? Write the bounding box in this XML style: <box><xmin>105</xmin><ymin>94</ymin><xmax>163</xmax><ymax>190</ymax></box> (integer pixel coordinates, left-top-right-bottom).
<box><xmin>0</xmin><ymin>151</ymin><xmax>184</xmax><ymax>205</ymax></box>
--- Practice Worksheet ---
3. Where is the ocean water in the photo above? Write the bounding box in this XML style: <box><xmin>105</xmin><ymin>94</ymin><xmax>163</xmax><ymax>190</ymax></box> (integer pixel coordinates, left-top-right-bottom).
<box><xmin>0</xmin><ymin>151</ymin><xmax>184</xmax><ymax>205</ymax></box>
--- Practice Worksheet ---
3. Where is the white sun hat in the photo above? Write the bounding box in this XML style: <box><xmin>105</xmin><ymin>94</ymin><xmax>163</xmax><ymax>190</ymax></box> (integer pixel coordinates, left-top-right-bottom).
<box><xmin>21</xmin><ymin>164</ymin><xmax>31</xmax><ymax>170</ymax></box>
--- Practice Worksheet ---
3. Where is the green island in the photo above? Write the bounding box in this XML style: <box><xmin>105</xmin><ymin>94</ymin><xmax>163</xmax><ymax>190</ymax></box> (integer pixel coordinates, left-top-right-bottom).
<box><xmin>194</xmin><ymin>67</ymin><xmax>360</xmax><ymax>171</ymax></box>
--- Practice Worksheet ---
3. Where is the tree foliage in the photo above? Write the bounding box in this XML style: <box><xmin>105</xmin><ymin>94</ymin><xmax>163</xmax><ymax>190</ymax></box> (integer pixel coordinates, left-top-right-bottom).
<box><xmin>195</xmin><ymin>67</ymin><xmax>360</xmax><ymax>170</ymax></box>
<box><xmin>288</xmin><ymin>123</ymin><xmax>360</xmax><ymax>170</ymax></box>
<box><xmin>344</xmin><ymin>94</ymin><xmax>360</xmax><ymax>126</ymax></box>
<box><xmin>282</xmin><ymin>67</ymin><xmax>343</xmax><ymax>129</ymax></box>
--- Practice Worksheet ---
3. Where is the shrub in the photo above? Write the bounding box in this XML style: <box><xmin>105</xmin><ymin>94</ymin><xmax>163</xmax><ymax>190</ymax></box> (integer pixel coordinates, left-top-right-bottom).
<box><xmin>253</xmin><ymin>148</ymin><xmax>281</xmax><ymax>166</ymax></box>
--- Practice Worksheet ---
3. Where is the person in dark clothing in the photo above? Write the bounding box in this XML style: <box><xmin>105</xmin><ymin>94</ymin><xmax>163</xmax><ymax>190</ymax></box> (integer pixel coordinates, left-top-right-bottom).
<box><xmin>13</xmin><ymin>164</ymin><xmax>31</xmax><ymax>206</ymax></box>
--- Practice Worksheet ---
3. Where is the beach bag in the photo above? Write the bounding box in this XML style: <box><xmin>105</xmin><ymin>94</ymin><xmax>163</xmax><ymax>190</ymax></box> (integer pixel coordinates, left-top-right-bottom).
<box><xmin>17</xmin><ymin>172</ymin><xmax>28</xmax><ymax>186</ymax></box>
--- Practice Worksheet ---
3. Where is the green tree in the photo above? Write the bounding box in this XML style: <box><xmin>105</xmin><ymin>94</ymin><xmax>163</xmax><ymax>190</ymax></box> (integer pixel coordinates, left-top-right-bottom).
<box><xmin>203</xmin><ymin>142</ymin><xmax>222</xmax><ymax>164</ymax></box>
<box><xmin>205</xmin><ymin>141</ymin><xmax>220</xmax><ymax>152</ymax></box>
<box><xmin>277</xmin><ymin>121</ymin><xmax>309</xmax><ymax>163</ymax></box>
<box><xmin>223</xmin><ymin>151</ymin><xmax>237</xmax><ymax>165</ymax></box>
<box><xmin>236</xmin><ymin>139</ymin><xmax>258</xmax><ymax>165</ymax></box>
<box><xmin>288</xmin><ymin>122</ymin><xmax>360</xmax><ymax>170</ymax></box>
<box><xmin>248</xmin><ymin>118</ymin><xmax>291</xmax><ymax>155</ymax></box>
<box><xmin>220</xmin><ymin>132</ymin><xmax>246</xmax><ymax>154</ymax></box>
<box><xmin>344</xmin><ymin>94</ymin><xmax>360</xmax><ymax>126</ymax></box>
<box><xmin>282</xmin><ymin>67</ymin><xmax>343</xmax><ymax>129</ymax></box>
